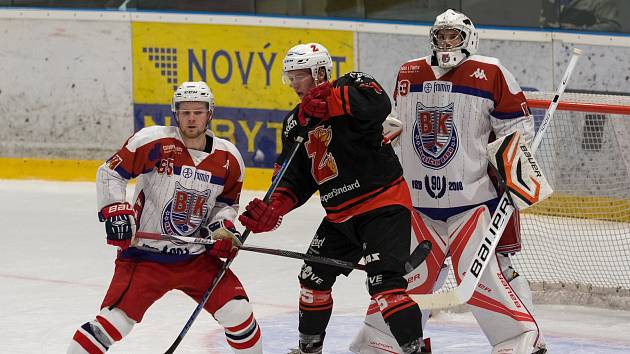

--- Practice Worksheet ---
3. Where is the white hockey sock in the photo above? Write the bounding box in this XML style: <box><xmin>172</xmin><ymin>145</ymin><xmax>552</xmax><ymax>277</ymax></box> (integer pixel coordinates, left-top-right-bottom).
<box><xmin>214</xmin><ymin>298</ymin><xmax>262</xmax><ymax>353</ymax></box>
<box><xmin>67</xmin><ymin>307</ymin><xmax>135</xmax><ymax>353</ymax></box>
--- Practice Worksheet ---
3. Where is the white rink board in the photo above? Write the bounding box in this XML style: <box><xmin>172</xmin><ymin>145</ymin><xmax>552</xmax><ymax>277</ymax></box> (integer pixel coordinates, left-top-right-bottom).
<box><xmin>0</xmin><ymin>17</ymin><xmax>133</xmax><ymax>159</ymax></box>
<box><xmin>1</xmin><ymin>9</ymin><xmax>630</xmax><ymax>162</ymax></box>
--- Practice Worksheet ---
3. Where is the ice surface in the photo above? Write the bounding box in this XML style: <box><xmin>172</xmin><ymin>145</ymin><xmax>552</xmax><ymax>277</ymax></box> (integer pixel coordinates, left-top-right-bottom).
<box><xmin>1</xmin><ymin>180</ymin><xmax>629</xmax><ymax>353</ymax></box>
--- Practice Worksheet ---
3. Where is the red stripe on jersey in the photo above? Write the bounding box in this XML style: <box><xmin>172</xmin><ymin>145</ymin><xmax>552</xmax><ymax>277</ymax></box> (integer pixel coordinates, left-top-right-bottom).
<box><xmin>343</xmin><ymin>85</ymin><xmax>351</xmax><ymax>114</ymax></box>
<box><xmin>469</xmin><ymin>291</ymin><xmax>534</xmax><ymax>322</ymax></box>
<box><xmin>228</xmin><ymin>326</ymin><xmax>261</xmax><ymax>350</ymax></box>
<box><xmin>226</xmin><ymin>313</ymin><xmax>254</xmax><ymax>332</ymax></box>
<box><xmin>96</xmin><ymin>315</ymin><xmax>122</xmax><ymax>341</ymax></box>
<box><xmin>328</xmin><ymin>86</ymin><xmax>346</xmax><ymax>117</ymax></box>
<box><xmin>324</xmin><ymin>177</ymin><xmax>412</xmax><ymax>223</ymax></box>
<box><xmin>72</xmin><ymin>331</ymin><xmax>105</xmax><ymax>354</ymax></box>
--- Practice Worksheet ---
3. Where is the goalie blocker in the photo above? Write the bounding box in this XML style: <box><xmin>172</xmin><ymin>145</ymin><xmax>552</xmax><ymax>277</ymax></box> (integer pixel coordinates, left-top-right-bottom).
<box><xmin>487</xmin><ymin>131</ymin><xmax>553</xmax><ymax>210</ymax></box>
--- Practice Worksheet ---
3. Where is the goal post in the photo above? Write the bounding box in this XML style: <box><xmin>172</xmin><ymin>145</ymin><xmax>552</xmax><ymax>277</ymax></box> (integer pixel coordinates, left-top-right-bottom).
<box><xmin>514</xmin><ymin>91</ymin><xmax>630</xmax><ymax>308</ymax></box>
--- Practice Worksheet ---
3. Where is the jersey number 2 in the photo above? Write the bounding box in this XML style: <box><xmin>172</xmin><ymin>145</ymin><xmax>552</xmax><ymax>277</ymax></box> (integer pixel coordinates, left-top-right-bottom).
<box><xmin>305</xmin><ymin>126</ymin><xmax>338</xmax><ymax>185</ymax></box>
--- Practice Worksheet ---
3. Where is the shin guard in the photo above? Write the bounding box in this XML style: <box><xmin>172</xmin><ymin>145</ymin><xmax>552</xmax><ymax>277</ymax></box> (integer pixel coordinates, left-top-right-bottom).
<box><xmin>373</xmin><ymin>289</ymin><xmax>423</xmax><ymax>349</ymax></box>
<box><xmin>214</xmin><ymin>298</ymin><xmax>262</xmax><ymax>353</ymax></box>
<box><xmin>298</xmin><ymin>286</ymin><xmax>333</xmax><ymax>336</ymax></box>
<box><xmin>67</xmin><ymin>308</ymin><xmax>135</xmax><ymax>353</ymax></box>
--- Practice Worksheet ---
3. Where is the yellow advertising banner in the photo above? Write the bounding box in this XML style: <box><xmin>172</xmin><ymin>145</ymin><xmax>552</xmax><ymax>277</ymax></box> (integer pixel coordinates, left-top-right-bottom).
<box><xmin>132</xmin><ymin>22</ymin><xmax>354</xmax><ymax>168</ymax></box>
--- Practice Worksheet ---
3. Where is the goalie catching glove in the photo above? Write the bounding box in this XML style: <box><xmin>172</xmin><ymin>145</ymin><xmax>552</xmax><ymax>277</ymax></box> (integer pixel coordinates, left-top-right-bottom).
<box><xmin>201</xmin><ymin>220</ymin><xmax>242</xmax><ymax>259</ymax></box>
<box><xmin>99</xmin><ymin>202</ymin><xmax>136</xmax><ymax>250</ymax></box>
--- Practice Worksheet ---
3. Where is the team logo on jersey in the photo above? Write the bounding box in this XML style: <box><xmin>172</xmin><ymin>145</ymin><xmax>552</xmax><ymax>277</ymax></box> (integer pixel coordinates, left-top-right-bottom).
<box><xmin>305</xmin><ymin>126</ymin><xmax>338</xmax><ymax>185</ymax></box>
<box><xmin>413</xmin><ymin>102</ymin><xmax>458</xmax><ymax>169</ymax></box>
<box><xmin>162</xmin><ymin>182</ymin><xmax>211</xmax><ymax>236</ymax></box>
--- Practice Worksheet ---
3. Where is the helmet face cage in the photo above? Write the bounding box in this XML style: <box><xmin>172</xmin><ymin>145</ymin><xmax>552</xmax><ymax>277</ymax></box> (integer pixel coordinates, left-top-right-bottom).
<box><xmin>430</xmin><ymin>25</ymin><xmax>470</xmax><ymax>52</ymax></box>
<box><xmin>430</xmin><ymin>9</ymin><xmax>479</xmax><ymax>68</ymax></box>
<box><xmin>171</xmin><ymin>81</ymin><xmax>215</xmax><ymax>114</ymax></box>
<box><xmin>282</xmin><ymin>43</ymin><xmax>333</xmax><ymax>85</ymax></box>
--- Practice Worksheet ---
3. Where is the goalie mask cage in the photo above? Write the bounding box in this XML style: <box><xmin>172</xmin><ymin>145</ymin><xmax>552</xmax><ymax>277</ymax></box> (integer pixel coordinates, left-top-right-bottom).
<box><xmin>515</xmin><ymin>91</ymin><xmax>630</xmax><ymax>308</ymax></box>
<box><xmin>435</xmin><ymin>92</ymin><xmax>630</xmax><ymax>309</ymax></box>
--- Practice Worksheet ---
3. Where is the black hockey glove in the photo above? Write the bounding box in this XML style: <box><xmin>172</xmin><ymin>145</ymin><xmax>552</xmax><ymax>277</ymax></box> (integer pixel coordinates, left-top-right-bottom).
<box><xmin>99</xmin><ymin>203</ymin><xmax>136</xmax><ymax>250</ymax></box>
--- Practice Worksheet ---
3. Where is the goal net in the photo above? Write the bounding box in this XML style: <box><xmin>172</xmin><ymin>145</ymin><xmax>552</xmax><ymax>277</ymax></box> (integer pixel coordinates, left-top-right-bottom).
<box><xmin>434</xmin><ymin>92</ymin><xmax>630</xmax><ymax>309</ymax></box>
<box><xmin>513</xmin><ymin>91</ymin><xmax>630</xmax><ymax>307</ymax></box>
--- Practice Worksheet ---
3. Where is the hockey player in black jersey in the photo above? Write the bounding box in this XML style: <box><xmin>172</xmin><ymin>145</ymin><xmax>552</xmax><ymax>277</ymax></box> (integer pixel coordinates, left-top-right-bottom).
<box><xmin>239</xmin><ymin>43</ymin><xmax>429</xmax><ymax>354</ymax></box>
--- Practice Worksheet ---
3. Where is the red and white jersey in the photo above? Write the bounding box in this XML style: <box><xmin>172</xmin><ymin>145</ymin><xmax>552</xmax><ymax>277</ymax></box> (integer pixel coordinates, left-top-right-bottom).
<box><xmin>96</xmin><ymin>126</ymin><xmax>244</xmax><ymax>259</ymax></box>
<box><xmin>394</xmin><ymin>55</ymin><xmax>534</xmax><ymax>210</ymax></box>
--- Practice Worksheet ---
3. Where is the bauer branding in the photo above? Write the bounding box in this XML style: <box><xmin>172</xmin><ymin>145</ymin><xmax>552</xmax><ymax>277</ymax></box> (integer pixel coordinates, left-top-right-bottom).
<box><xmin>470</xmin><ymin>196</ymin><xmax>511</xmax><ymax>278</ymax></box>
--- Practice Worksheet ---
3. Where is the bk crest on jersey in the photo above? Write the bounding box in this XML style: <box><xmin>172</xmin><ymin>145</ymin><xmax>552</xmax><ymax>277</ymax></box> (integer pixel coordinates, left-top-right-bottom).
<box><xmin>162</xmin><ymin>182</ymin><xmax>211</xmax><ymax>236</ymax></box>
<box><xmin>413</xmin><ymin>102</ymin><xmax>458</xmax><ymax>169</ymax></box>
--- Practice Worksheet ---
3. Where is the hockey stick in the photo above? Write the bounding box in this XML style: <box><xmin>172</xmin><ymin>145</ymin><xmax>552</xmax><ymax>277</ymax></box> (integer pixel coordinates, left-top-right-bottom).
<box><xmin>410</xmin><ymin>47</ymin><xmax>582</xmax><ymax>310</ymax></box>
<box><xmin>137</xmin><ymin>231</ymin><xmax>365</xmax><ymax>270</ymax></box>
<box><xmin>137</xmin><ymin>231</ymin><xmax>433</xmax><ymax>273</ymax></box>
<box><xmin>531</xmin><ymin>48</ymin><xmax>583</xmax><ymax>152</ymax></box>
<box><xmin>164</xmin><ymin>136</ymin><xmax>305</xmax><ymax>353</ymax></box>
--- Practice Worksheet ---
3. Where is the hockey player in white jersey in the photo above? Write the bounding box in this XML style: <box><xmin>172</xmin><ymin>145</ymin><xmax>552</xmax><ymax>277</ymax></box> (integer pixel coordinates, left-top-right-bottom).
<box><xmin>67</xmin><ymin>81</ymin><xmax>263</xmax><ymax>353</ymax></box>
<box><xmin>350</xmin><ymin>9</ymin><xmax>547</xmax><ymax>354</ymax></box>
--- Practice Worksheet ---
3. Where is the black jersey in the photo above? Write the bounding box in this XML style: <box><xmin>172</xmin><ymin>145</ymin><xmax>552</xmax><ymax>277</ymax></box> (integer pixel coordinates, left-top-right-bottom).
<box><xmin>274</xmin><ymin>72</ymin><xmax>412</xmax><ymax>222</ymax></box>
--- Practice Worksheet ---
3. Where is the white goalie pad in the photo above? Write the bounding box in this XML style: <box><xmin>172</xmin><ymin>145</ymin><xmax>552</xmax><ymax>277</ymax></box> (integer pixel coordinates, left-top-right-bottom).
<box><xmin>487</xmin><ymin>131</ymin><xmax>553</xmax><ymax>210</ymax></box>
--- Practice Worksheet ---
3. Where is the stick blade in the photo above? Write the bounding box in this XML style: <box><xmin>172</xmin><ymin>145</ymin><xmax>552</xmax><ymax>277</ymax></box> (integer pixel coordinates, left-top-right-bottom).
<box><xmin>410</xmin><ymin>290</ymin><xmax>464</xmax><ymax>310</ymax></box>
<box><xmin>404</xmin><ymin>240</ymin><xmax>432</xmax><ymax>273</ymax></box>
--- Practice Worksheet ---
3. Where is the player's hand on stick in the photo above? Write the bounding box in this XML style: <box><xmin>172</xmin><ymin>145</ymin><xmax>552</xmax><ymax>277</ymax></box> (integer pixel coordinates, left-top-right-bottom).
<box><xmin>201</xmin><ymin>220</ymin><xmax>242</xmax><ymax>259</ymax></box>
<box><xmin>238</xmin><ymin>195</ymin><xmax>294</xmax><ymax>233</ymax></box>
<box><xmin>298</xmin><ymin>81</ymin><xmax>332</xmax><ymax>126</ymax></box>
<box><xmin>99</xmin><ymin>202</ymin><xmax>136</xmax><ymax>250</ymax></box>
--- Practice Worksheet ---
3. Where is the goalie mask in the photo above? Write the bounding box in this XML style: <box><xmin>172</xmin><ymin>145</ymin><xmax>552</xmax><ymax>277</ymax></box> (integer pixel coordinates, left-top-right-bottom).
<box><xmin>430</xmin><ymin>9</ymin><xmax>479</xmax><ymax>69</ymax></box>
<box><xmin>171</xmin><ymin>81</ymin><xmax>214</xmax><ymax>114</ymax></box>
<box><xmin>282</xmin><ymin>43</ymin><xmax>333</xmax><ymax>85</ymax></box>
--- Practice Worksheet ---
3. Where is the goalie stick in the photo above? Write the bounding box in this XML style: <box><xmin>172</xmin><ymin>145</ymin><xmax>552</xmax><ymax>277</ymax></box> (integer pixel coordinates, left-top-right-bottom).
<box><xmin>136</xmin><ymin>231</ymin><xmax>432</xmax><ymax>273</ymax></box>
<box><xmin>164</xmin><ymin>136</ymin><xmax>305</xmax><ymax>353</ymax></box>
<box><xmin>410</xmin><ymin>47</ymin><xmax>583</xmax><ymax>310</ymax></box>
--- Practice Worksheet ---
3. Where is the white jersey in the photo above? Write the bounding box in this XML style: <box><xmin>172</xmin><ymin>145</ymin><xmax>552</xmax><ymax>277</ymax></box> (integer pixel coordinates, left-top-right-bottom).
<box><xmin>96</xmin><ymin>125</ymin><xmax>245</xmax><ymax>262</ymax></box>
<box><xmin>394</xmin><ymin>55</ymin><xmax>534</xmax><ymax>214</ymax></box>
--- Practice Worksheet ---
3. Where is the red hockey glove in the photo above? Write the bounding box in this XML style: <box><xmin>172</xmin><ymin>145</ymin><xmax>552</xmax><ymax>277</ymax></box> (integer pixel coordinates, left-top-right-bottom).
<box><xmin>200</xmin><ymin>220</ymin><xmax>241</xmax><ymax>259</ymax></box>
<box><xmin>208</xmin><ymin>238</ymin><xmax>238</xmax><ymax>259</ymax></box>
<box><xmin>298</xmin><ymin>81</ymin><xmax>332</xmax><ymax>126</ymax></box>
<box><xmin>238</xmin><ymin>194</ymin><xmax>295</xmax><ymax>233</ymax></box>
<box><xmin>99</xmin><ymin>202</ymin><xmax>136</xmax><ymax>250</ymax></box>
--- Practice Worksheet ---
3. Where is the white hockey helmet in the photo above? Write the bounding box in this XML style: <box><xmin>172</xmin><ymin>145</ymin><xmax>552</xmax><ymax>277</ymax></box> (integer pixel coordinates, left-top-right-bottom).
<box><xmin>282</xmin><ymin>43</ymin><xmax>333</xmax><ymax>85</ymax></box>
<box><xmin>430</xmin><ymin>9</ymin><xmax>479</xmax><ymax>68</ymax></box>
<box><xmin>171</xmin><ymin>81</ymin><xmax>214</xmax><ymax>113</ymax></box>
